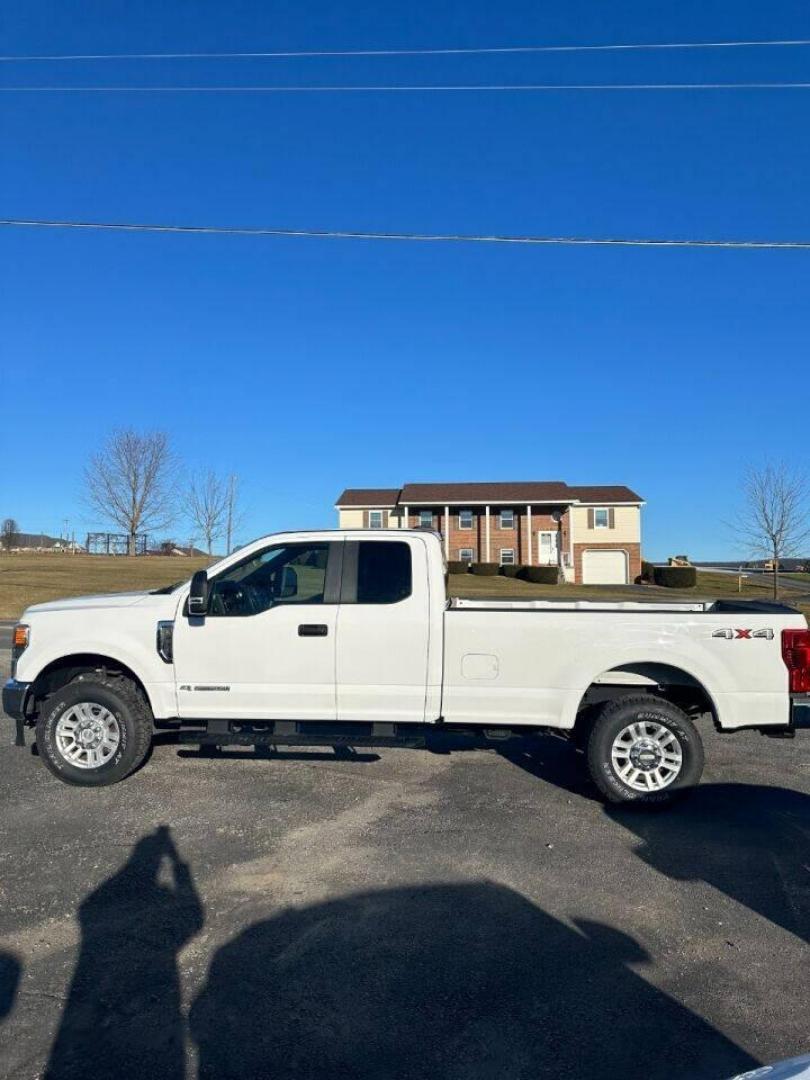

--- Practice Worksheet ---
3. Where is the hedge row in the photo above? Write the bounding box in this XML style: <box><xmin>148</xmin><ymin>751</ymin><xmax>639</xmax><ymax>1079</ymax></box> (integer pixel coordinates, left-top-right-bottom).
<box><xmin>653</xmin><ymin>565</ymin><xmax>697</xmax><ymax>588</ymax></box>
<box><xmin>446</xmin><ymin>561</ymin><xmax>470</xmax><ymax>574</ymax></box>
<box><xmin>448</xmin><ymin>562</ymin><xmax>560</xmax><ymax>583</ymax></box>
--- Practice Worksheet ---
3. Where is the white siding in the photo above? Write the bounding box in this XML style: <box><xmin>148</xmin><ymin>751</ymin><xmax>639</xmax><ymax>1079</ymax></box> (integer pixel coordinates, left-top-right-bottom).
<box><xmin>338</xmin><ymin>509</ymin><xmax>365</xmax><ymax>527</ymax></box>
<box><xmin>570</xmin><ymin>505</ymin><xmax>640</xmax><ymax>544</ymax></box>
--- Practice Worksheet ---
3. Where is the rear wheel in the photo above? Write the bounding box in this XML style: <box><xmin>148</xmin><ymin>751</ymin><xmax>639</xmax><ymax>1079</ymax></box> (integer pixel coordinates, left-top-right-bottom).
<box><xmin>585</xmin><ymin>694</ymin><xmax>703</xmax><ymax>805</ymax></box>
<box><xmin>36</xmin><ymin>675</ymin><xmax>153</xmax><ymax>786</ymax></box>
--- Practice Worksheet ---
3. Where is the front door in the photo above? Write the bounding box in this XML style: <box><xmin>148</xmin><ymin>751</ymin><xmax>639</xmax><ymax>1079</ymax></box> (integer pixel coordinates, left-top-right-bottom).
<box><xmin>537</xmin><ymin>530</ymin><xmax>559</xmax><ymax>566</ymax></box>
<box><xmin>172</xmin><ymin>540</ymin><xmax>340</xmax><ymax>720</ymax></box>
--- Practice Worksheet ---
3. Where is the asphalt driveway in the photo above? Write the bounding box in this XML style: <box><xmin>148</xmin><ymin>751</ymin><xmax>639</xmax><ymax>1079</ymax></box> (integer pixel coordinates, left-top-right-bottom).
<box><xmin>1</xmin><ymin>643</ymin><xmax>810</xmax><ymax>1079</ymax></box>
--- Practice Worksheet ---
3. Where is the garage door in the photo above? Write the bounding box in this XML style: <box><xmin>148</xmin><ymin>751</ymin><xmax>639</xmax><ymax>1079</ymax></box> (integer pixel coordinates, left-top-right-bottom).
<box><xmin>582</xmin><ymin>549</ymin><xmax>628</xmax><ymax>585</ymax></box>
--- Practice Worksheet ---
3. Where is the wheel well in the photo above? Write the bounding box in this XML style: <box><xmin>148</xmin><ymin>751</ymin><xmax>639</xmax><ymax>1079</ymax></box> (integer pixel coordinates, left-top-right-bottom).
<box><xmin>30</xmin><ymin>654</ymin><xmax>151</xmax><ymax>713</ymax></box>
<box><xmin>576</xmin><ymin>663</ymin><xmax>718</xmax><ymax>729</ymax></box>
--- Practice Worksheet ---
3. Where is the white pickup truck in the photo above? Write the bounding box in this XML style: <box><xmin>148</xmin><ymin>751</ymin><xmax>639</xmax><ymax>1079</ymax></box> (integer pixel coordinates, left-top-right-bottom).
<box><xmin>5</xmin><ymin>530</ymin><xmax>810</xmax><ymax>804</ymax></box>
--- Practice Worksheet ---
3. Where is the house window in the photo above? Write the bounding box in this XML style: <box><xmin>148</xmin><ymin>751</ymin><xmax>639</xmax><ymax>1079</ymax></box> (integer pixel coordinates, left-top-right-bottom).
<box><xmin>458</xmin><ymin>548</ymin><xmax>474</xmax><ymax>562</ymax></box>
<box><xmin>418</xmin><ymin>510</ymin><xmax>432</xmax><ymax>528</ymax></box>
<box><xmin>368</xmin><ymin>510</ymin><xmax>385</xmax><ymax>529</ymax></box>
<box><xmin>594</xmin><ymin>509</ymin><xmax>609</xmax><ymax>529</ymax></box>
<box><xmin>500</xmin><ymin>548</ymin><xmax>516</xmax><ymax>565</ymax></box>
<box><xmin>459</xmin><ymin>509</ymin><xmax>473</xmax><ymax>530</ymax></box>
<box><xmin>499</xmin><ymin>509</ymin><xmax>515</xmax><ymax>529</ymax></box>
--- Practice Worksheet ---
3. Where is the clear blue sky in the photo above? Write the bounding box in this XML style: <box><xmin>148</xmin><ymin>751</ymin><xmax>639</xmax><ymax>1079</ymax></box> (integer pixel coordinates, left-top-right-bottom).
<box><xmin>2</xmin><ymin>1</ymin><xmax>809</xmax><ymax>558</ymax></box>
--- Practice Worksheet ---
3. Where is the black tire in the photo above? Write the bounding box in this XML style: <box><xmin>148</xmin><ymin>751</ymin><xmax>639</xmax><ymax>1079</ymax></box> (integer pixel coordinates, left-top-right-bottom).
<box><xmin>585</xmin><ymin>694</ymin><xmax>704</xmax><ymax>806</ymax></box>
<box><xmin>36</xmin><ymin>675</ymin><xmax>153</xmax><ymax>787</ymax></box>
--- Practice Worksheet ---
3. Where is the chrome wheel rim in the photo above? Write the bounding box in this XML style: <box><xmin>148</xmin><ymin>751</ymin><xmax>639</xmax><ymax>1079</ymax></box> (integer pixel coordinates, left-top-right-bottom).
<box><xmin>55</xmin><ymin>703</ymin><xmax>121</xmax><ymax>769</ymax></box>
<box><xmin>610</xmin><ymin>720</ymin><xmax>683</xmax><ymax>792</ymax></box>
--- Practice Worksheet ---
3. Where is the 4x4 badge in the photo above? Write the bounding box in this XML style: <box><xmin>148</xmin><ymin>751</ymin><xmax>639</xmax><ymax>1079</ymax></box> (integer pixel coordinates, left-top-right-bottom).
<box><xmin>712</xmin><ymin>628</ymin><xmax>774</xmax><ymax>640</ymax></box>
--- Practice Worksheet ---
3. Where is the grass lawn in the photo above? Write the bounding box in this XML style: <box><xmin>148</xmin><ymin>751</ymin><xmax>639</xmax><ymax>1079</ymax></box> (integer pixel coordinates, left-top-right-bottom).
<box><xmin>0</xmin><ymin>553</ymin><xmax>213</xmax><ymax>620</ymax></box>
<box><xmin>2</xmin><ymin>554</ymin><xmax>808</xmax><ymax>622</ymax></box>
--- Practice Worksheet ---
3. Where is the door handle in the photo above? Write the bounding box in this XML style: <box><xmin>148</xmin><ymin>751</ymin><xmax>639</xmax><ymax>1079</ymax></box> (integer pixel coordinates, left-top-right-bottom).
<box><xmin>298</xmin><ymin>623</ymin><xmax>328</xmax><ymax>637</ymax></box>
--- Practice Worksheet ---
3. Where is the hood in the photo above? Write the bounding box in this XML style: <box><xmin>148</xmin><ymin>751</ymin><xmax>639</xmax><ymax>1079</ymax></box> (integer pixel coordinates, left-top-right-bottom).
<box><xmin>24</xmin><ymin>590</ymin><xmax>174</xmax><ymax>616</ymax></box>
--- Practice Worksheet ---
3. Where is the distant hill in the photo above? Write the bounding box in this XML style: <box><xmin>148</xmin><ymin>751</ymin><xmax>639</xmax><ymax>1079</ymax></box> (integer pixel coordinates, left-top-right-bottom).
<box><xmin>694</xmin><ymin>559</ymin><xmax>810</xmax><ymax>571</ymax></box>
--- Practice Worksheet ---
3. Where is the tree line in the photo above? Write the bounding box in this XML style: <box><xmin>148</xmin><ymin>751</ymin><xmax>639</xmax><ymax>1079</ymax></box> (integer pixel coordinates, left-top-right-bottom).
<box><xmin>83</xmin><ymin>428</ymin><xmax>244</xmax><ymax>555</ymax></box>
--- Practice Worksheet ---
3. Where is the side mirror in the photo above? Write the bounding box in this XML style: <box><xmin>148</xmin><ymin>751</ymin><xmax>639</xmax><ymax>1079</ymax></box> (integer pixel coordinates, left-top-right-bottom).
<box><xmin>188</xmin><ymin>570</ymin><xmax>209</xmax><ymax>616</ymax></box>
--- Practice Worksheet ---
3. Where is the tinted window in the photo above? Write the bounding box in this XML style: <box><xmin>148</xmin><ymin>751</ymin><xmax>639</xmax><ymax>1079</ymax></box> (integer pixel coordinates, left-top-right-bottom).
<box><xmin>208</xmin><ymin>543</ymin><xmax>328</xmax><ymax>616</ymax></box>
<box><xmin>357</xmin><ymin>542</ymin><xmax>412</xmax><ymax>604</ymax></box>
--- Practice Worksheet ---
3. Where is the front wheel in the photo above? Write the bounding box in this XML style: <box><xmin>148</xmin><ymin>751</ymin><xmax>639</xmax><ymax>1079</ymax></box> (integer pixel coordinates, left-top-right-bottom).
<box><xmin>585</xmin><ymin>695</ymin><xmax>704</xmax><ymax>806</ymax></box>
<box><xmin>36</xmin><ymin>676</ymin><xmax>153</xmax><ymax>786</ymax></box>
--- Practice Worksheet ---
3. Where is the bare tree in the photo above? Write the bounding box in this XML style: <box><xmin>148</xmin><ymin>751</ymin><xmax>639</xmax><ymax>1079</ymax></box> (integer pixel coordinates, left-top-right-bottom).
<box><xmin>737</xmin><ymin>463</ymin><xmax>810</xmax><ymax>599</ymax></box>
<box><xmin>84</xmin><ymin>429</ymin><xmax>178</xmax><ymax>556</ymax></box>
<box><xmin>1</xmin><ymin>518</ymin><xmax>20</xmax><ymax>551</ymax></box>
<box><xmin>185</xmin><ymin>470</ymin><xmax>229</xmax><ymax>555</ymax></box>
<box><xmin>224</xmin><ymin>473</ymin><xmax>245</xmax><ymax>555</ymax></box>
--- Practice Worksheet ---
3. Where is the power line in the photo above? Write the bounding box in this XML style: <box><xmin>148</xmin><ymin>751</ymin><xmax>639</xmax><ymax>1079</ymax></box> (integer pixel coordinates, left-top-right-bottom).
<box><xmin>3</xmin><ymin>82</ymin><xmax>810</xmax><ymax>92</ymax></box>
<box><xmin>2</xmin><ymin>38</ymin><xmax>810</xmax><ymax>61</ymax></box>
<box><xmin>1</xmin><ymin>218</ymin><xmax>808</xmax><ymax>249</ymax></box>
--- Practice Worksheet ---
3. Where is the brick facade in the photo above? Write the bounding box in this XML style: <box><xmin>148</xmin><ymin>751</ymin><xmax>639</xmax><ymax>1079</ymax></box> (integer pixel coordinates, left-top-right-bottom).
<box><xmin>404</xmin><ymin>505</ymin><xmax>569</xmax><ymax>566</ymax></box>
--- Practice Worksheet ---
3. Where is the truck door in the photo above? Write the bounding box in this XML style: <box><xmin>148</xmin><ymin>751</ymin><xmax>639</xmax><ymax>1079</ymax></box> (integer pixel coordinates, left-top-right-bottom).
<box><xmin>335</xmin><ymin>538</ymin><xmax>430</xmax><ymax>723</ymax></box>
<box><xmin>172</xmin><ymin>540</ymin><xmax>341</xmax><ymax>720</ymax></box>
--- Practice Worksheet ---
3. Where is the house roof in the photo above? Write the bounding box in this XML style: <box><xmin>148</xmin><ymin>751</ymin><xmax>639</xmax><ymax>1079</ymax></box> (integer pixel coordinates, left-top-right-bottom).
<box><xmin>336</xmin><ymin>482</ymin><xmax>643</xmax><ymax>507</ymax></box>
<box><xmin>399</xmin><ymin>482</ymin><xmax>572</xmax><ymax>504</ymax></box>
<box><xmin>335</xmin><ymin>488</ymin><xmax>401</xmax><ymax>507</ymax></box>
<box><xmin>567</xmin><ymin>485</ymin><xmax>643</xmax><ymax>504</ymax></box>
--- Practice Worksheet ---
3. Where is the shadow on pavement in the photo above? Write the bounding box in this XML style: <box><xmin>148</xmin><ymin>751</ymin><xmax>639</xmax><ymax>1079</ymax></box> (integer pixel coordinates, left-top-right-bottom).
<box><xmin>189</xmin><ymin>880</ymin><xmax>755</xmax><ymax>1080</ymax></box>
<box><xmin>608</xmin><ymin>782</ymin><xmax>810</xmax><ymax>943</ymax></box>
<box><xmin>0</xmin><ymin>950</ymin><xmax>21</xmax><ymax>1025</ymax></box>
<box><xmin>498</xmin><ymin>733</ymin><xmax>601</xmax><ymax>800</ymax></box>
<box><xmin>44</xmin><ymin>825</ymin><xmax>203</xmax><ymax>1080</ymax></box>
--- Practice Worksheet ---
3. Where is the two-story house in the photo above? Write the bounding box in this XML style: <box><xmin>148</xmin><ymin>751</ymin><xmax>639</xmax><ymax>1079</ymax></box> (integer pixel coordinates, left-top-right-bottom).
<box><xmin>335</xmin><ymin>481</ymin><xmax>644</xmax><ymax>585</ymax></box>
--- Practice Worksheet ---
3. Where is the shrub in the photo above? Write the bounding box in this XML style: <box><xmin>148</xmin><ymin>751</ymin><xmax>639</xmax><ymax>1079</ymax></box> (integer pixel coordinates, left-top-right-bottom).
<box><xmin>519</xmin><ymin>566</ymin><xmax>560</xmax><ymax>584</ymax></box>
<box><xmin>500</xmin><ymin>564</ymin><xmax>524</xmax><ymax>578</ymax></box>
<box><xmin>447</xmin><ymin>560</ymin><xmax>470</xmax><ymax>574</ymax></box>
<box><xmin>470</xmin><ymin>562</ymin><xmax>500</xmax><ymax>576</ymax></box>
<box><xmin>640</xmin><ymin>560</ymin><xmax>655</xmax><ymax>583</ymax></box>
<box><xmin>653</xmin><ymin>565</ymin><xmax>697</xmax><ymax>589</ymax></box>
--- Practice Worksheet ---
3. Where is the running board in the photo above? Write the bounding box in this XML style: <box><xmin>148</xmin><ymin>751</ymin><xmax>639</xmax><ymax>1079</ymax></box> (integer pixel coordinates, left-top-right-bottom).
<box><xmin>174</xmin><ymin>720</ymin><xmax>532</xmax><ymax>751</ymax></box>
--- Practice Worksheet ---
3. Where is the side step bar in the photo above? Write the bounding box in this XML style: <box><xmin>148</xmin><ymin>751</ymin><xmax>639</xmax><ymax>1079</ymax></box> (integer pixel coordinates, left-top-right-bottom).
<box><xmin>175</xmin><ymin>720</ymin><xmax>531</xmax><ymax>751</ymax></box>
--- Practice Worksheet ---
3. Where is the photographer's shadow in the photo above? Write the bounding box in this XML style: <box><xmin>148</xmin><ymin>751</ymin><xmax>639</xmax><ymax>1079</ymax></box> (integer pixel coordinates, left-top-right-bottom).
<box><xmin>0</xmin><ymin>950</ymin><xmax>21</xmax><ymax>1027</ymax></box>
<box><xmin>190</xmin><ymin>880</ymin><xmax>754</xmax><ymax>1080</ymax></box>
<box><xmin>45</xmin><ymin>826</ymin><xmax>203</xmax><ymax>1080</ymax></box>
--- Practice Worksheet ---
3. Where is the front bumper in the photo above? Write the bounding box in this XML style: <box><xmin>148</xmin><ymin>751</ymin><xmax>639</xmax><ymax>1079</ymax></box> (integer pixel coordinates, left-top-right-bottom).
<box><xmin>2</xmin><ymin>679</ymin><xmax>31</xmax><ymax>722</ymax></box>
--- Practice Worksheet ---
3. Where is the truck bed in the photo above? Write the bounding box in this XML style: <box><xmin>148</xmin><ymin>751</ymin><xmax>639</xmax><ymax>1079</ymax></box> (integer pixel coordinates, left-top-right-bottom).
<box><xmin>449</xmin><ymin>597</ymin><xmax>800</xmax><ymax>615</ymax></box>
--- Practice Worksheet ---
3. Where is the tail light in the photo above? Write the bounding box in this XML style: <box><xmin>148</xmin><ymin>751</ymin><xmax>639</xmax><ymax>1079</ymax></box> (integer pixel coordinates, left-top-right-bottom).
<box><xmin>782</xmin><ymin>629</ymin><xmax>810</xmax><ymax>693</ymax></box>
